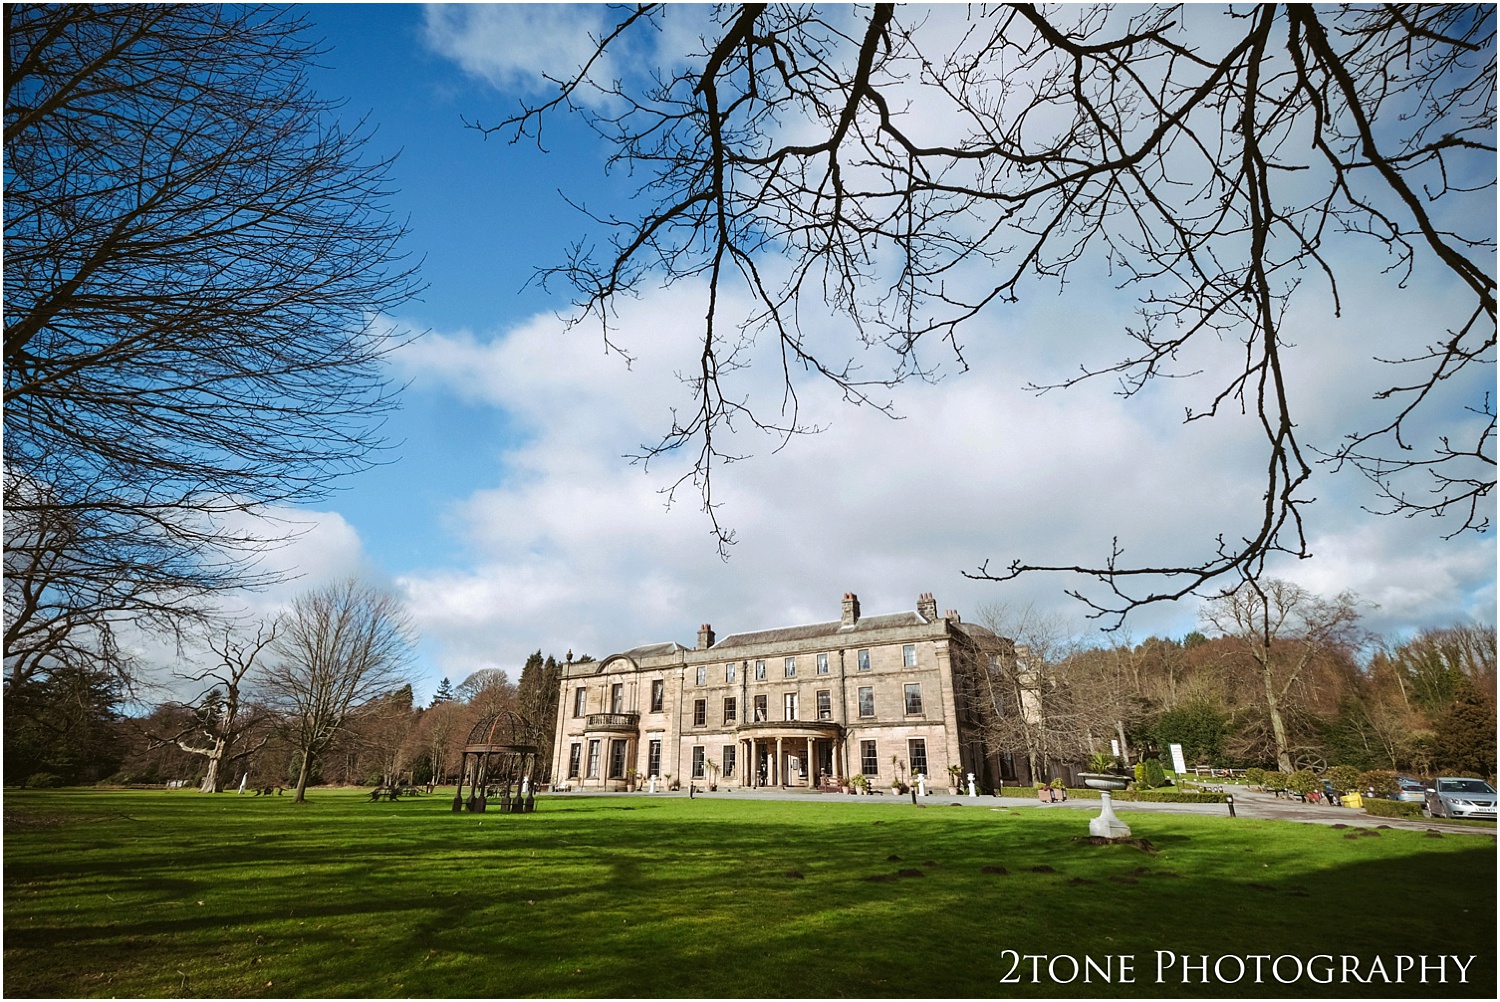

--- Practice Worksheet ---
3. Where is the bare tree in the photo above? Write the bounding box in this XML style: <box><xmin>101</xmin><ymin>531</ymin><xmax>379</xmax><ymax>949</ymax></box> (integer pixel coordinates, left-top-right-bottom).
<box><xmin>971</xmin><ymin>602</ymin><xmax>1085</xmax><ymax>783</ymax></box>
<box><xmin>150</xmin><ymin>622</ymin><xmax>277</xmax><ymax>793</ymax></box>
<box><xmin>475</xmin><ymin>4</ymin><xmax>1493</xmax><ymax>620</ymax></box>
<box><xmin>417</xmin><ymin>699</ymin><xmax>468</xmax><ymax>785</ymax></box>
<box><xmin>1201</xmin><ymin>578</ymin><xmax>1364</xmax><ymax>772</ymax></box>
<box><xmin>3</xmin><ymin>5</ymin><xmax>421</xmax><ymax>687</ymax></box>
<box><xmin>257</xmin><ymin>580</ymin><xmax>416</xmax><ymax>802</ymax></box>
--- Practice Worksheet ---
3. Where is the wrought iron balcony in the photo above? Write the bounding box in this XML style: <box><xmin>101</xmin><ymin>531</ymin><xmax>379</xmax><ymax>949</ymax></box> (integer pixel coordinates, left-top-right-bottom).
<box><xmin>586</xmin><ymin>712</ymin><xmax>640</xmax><ymax>733</ymax></box>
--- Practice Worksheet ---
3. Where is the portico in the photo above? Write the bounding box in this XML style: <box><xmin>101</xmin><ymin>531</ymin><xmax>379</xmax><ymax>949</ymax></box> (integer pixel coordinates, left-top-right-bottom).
<box><xmin>736</xmin><ymin>721</ymin><xmax>842</xmax><ymax>788</ymax></box>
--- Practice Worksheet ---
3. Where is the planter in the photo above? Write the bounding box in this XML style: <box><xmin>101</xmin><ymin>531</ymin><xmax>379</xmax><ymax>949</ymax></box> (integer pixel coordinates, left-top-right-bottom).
<box><xmin>1037</xmin><ymin>788</ymin><xmax>1053</xmax><ymax>802</ymax></box>
<box><xmin>1078</xmin><ymin>772</ymin><xmax>1130</xmax><ymax>791</ymax></box>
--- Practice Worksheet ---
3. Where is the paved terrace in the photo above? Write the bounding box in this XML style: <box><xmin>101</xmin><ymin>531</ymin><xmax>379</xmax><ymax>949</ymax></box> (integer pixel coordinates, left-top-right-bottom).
<box><xmin>552</xmin><ymin>784</ymin><xmax>1496</xmax><ymax>837</ymax></box>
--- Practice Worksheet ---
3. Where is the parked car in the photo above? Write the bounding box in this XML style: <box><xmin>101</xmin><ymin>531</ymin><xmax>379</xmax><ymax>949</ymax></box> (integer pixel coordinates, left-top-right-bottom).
<box><xmin>1423</xmin><ymin>777</ymin><xmax>1498</xmax><ymax>820</ymax></box>
<box><xmin>1394</xmin><ymin>776</ymin><xmax>1426</xmax><ymax>802</ymax></box>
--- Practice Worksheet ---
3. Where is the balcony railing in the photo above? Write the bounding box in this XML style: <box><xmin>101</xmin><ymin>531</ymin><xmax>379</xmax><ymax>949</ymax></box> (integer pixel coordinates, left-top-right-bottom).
<box><xmin>586</xmin><ymin>712</ymin><xmax>640</xmax><ymax>732</ymax></box>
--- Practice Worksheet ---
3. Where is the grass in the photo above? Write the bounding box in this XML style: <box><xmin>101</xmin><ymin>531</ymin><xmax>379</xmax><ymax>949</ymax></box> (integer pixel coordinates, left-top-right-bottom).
<box><xmin>4</xmin><ymin>788</ymin><xmax>1495</xmax><ymax>998</ymax></box>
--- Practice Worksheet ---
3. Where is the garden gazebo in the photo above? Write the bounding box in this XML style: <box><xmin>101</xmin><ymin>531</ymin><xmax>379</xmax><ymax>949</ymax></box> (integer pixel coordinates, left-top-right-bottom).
<box><xmin>452</xmin><ymin>711</ymin><xmax>538</xmax><ymax>814</ymax></box>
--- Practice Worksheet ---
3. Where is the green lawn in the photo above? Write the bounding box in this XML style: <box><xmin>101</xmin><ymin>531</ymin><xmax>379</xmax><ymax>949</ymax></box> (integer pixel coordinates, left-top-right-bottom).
<box><xmin>4</xmin><ymin>789</ymin><xmax>1495</xmax><ymax>998</ymax></box>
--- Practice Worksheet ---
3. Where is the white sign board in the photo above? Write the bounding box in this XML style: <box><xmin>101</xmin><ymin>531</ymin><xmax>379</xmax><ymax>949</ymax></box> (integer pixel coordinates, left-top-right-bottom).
<box><xmin>1169</xmin><ymin>743</ymin><xmax>1187</xmax><ymax>775</ymax></box>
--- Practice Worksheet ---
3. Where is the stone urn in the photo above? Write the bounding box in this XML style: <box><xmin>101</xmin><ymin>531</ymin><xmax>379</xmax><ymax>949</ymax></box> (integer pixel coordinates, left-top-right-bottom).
<box><xmin>1078</xmin><ymin>772</ymin><xmax>1130</xmax><ymax>791</ymax></box>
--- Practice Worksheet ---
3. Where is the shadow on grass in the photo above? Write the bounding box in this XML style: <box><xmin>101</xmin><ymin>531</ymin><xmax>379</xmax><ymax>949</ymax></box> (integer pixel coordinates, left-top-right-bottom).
<box><xmin>5</xmin><ymin>790</ymin><xmax>1495</xmax><ymax>999</ymax></box>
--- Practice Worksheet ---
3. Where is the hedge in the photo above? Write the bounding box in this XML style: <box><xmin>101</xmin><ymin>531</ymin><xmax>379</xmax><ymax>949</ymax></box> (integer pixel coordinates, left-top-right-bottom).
<box><xmin>998</xmin><ymin>786</ymin><xmax>1228</xmax><ymax>804</ymax></box>
<box><xmin>1362</xmin><ymin>798</ymin><xmax>1424</xmax><ymax>820</ymax></box>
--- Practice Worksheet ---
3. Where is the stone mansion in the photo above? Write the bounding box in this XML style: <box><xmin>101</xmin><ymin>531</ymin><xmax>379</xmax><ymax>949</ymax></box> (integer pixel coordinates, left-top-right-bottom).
<box><xmin>550</xmin><ymin>592</ymin><xmax>1020</xmax><ymax>792</ymax></box>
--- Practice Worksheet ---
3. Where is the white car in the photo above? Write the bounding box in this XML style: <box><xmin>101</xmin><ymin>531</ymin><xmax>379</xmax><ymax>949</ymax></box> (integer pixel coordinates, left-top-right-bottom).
<box><xmin>1423</xmin><ymin>777</ymin><xmax>1497</xmax><ymax>820</ymax></box>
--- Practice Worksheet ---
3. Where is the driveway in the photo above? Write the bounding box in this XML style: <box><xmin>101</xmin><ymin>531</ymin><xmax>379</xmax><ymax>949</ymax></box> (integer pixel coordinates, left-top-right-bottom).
<box><xmin>617</xmin><ymin>784</ymin><xmax>1495</xmax><ymax>837</ymax></box>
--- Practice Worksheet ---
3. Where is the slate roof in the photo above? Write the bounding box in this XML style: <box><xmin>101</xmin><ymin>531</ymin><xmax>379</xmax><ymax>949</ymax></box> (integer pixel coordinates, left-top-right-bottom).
<box><xmin>713</xmin><ymin>611</ymin><xmax>931</xmax><ymax>650</ymax></box>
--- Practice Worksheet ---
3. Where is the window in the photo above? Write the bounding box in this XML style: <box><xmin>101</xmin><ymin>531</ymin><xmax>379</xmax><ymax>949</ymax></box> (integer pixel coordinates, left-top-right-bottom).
<box><xmin>608</xmin><ymin>739</ymin><xmax>627</xmax><ymax>779</ymax></box>
<box><xmin>753</xmin><ymin>694</ymin><xmax>768</xmax><ymax>721</ymax></box>
<box><xmin>755</xmin><ymin>659</ymin><xmax>767</xmax><ymax>680</ymax></box>
<box><xmin>726</xmin><ymin>662</ymin><xmax>737</xmax><ymax>683</ymax></box>
<box><xmin>647</xmin><ymin>739</ymin><xmax>662</xmax><ymax>778</ymax></box>
<box><xmin>784</xmin><ymin>656</ymin><xmax>796</xmax><ymax>678</ymax></box>
<box><xmin>692</xmin><ymin>746</ymin><xmax>706</xmax><ymax>779</ymax></box>
<box><xmin>904</xmin><ymin>683</ymin><xmax>924</xmax><ymax>715</ymax></box>
<box><xmin>650</xmin><ymin>679</ymin><xmax>664</xmax><ymax>713</ymax></box>
<box><xmin>860</xmin><ymin>740</ymin><xmax>879</xmax><ymax>776</ymax></box>
<box><xmin>573</xmin><ymin>687</ymin><xmax>587</xmax><ymax>717</ymax></box>
<box><xmin>903</xmin><ymin>644</ymin><xmax>917</xmax><ymax>667</ymax></box>
<box><xmin>857</xmin><ymin>649</ymin><xmax>871</xmax><ymax>671</ymax></box>
<box><xmin>723</xmin><ymin>697</ymin><xmax>737</xmax><ymax>724</ymax></box>
<box><xmin>693</xmin><ymin>698</ymin><xmax>707</xmax><ymax>727</ymax></box>
<box><xmin>816</xmin><ymin>689</ymin><xmax>832</xmax><ymax>720</ymax></box>
<box><xmin>722</xmin><ymin>745</ymin><xmax>736</xmax><ymax>778</ymax></box>
<box><xmin>567</xmin><ymin>743</ymin><xmax>582</xmax><ymax>779</ymax></box>
<box><xmin>611</xmin><ymin>683</ymin><xmax>624</xmax><ymax>714</ymax></box>
<box><xmin>858</xmin><ymin>686</ymin><xmax>875</xmax><ymax>718</ymax></box>
<box><xmin>586</xmin><ymin>740</ymin><xmax>601</xmax><ymax>779</ymax></box>
<box><xmin>783</xmin><ymin>692</ymin><xmax>798</xmax><ymax>721</ymax></box>
<box><xmin>816</xmin><ymin>652</ymin><xmax>829</xmax><ymax>674</ymax></box>
<box><xmin>696</xmin><ymin>665</ymin><xmax>706</xmax><ymax>686</ymax></box>
<box><xmin>908</xmin><ymin>739</ymin><xmax>929</xmax><ymax>779</ymax></box>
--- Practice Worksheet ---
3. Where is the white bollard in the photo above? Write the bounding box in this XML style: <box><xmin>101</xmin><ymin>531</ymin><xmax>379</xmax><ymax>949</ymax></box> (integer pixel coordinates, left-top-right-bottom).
<box><xmin>966</xmin><ymin>772</ymin><xmax>977</xmax><ymax>797</ymax></box>
<box><xmin>648</xmin><ymin>774</ymin><xmax>657</xmax><ymax>794</ymax></box>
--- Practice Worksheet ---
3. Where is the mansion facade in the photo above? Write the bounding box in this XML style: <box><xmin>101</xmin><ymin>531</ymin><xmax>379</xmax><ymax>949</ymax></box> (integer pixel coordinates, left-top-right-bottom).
<box><xmin>551</xmin><ymin>592</ymin><xmax>1021</xmax><ymax>792</ymax></box>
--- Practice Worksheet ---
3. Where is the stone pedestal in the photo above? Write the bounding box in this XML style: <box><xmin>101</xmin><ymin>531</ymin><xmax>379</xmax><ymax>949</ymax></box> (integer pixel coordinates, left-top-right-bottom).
<box><xmin>1089</xmin><ymin>792</ymin><xmax>1131</xmax><ymax>839</ymax></box>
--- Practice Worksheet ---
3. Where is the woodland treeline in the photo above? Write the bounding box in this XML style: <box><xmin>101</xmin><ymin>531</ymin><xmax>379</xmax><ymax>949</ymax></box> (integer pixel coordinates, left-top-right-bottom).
<box><xmin>975</xmin><ymin>581</ymin><xmax>1496</xmax><ymax>783</ymax></box>
<box><xmin>6</xmin><ymin>650</ymin><xmax>567</xmax><ymax>792</ymax></box>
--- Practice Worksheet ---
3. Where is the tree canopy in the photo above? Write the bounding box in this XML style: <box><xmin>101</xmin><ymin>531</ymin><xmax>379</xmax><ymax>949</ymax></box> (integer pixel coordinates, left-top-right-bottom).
<box><xmin>3</xmin><ymin>5</ymin><xmax>421</xmax><ymax>690</ymax></box>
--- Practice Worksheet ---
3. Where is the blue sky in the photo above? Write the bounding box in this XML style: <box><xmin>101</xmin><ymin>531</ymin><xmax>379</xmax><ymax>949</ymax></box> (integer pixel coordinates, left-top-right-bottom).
<box><xmin>191</xmin><ymin>4</ymin><xmax>1497</xmax><ymax>702</ymax></box>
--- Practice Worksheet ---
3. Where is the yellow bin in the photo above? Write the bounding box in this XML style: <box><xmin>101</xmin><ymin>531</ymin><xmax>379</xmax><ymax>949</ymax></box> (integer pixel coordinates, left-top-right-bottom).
<box><xmin>1343</xmin><ymin>791</ymin><xmax>1363</xmax><ymax>809</ymax></box>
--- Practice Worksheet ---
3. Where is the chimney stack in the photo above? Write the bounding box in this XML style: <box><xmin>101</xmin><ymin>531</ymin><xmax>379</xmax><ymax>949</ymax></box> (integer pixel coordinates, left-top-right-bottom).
<box><xmin>917</xmin><ymin>592</ymin><xmax>938</xmax><ymax>621</ymax></box>
<box><xmin>697</xmin><ymin>624</ymin><xmax>715</xmax><ymax>649</ymax></box>
<box><xmin>840</xmin><ymin>592</ymin><xmax>860</xmax><ymax>628</ymax></box>
<box><xmin>944</xmin><ymin>609</ymin><xmax>960</xmax><ymax>622</ymax></box>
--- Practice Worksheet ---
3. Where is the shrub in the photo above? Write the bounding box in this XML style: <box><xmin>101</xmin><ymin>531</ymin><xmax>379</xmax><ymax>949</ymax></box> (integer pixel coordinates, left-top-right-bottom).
<box><xmin>1363</xmin><ymin>798</ymin><xmax>1423</xmax><ymax>820</ymax></box>
<box><xmin>1325</xmin><ymin>764</ymin><xmax>1362</xmax><ymax>793</ymax></box>
<box><xmin>1359</xmin><ymin>770</ymin><xmax>1399</xmax><ymax>798</ymax></box>
<box><xmin>1262</xmin><ymin>771</ymin><xmax>1289</xmax><ymax>792</ymax></box>
<box><xmin>1243</xmin><ymin>767</ymin><xmax>1266</xmax><ymax>787</ymax></box>
<box><xmin>1287</xmin><ymin>769</ymin><xmax>1319</xmax><ymax>796</ymax></box>
<box><xmin>1140</xmin><ymin>759</ymin><xmax>1167</xmax><ymax>789</ymax></box>
<box><xmin>25</xmin><ymin>772</ymin><xmax>66</xmax><ymax>788</ymax></box>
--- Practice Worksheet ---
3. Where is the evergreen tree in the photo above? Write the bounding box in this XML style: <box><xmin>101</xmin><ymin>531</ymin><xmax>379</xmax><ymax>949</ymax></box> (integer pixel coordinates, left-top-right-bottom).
<box><xmin>1433</xmin><ymin>681</ymin><xmax>1498</xmax><ymax>777</ymax></box>
<box><xmin>430</xmin><ymin>677</ymin><xmax>455</xmax><ymax>707</ymax></box>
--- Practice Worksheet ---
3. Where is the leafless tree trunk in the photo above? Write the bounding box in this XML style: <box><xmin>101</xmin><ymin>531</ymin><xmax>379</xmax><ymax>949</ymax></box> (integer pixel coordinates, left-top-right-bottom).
<box><xmin>1202</xmin><ymin>579</ymin><xmax>1363</xmax><ymax>772</ymax></box>
<box><xmin>256</xmin><ymin>580</ymin><xmax>416</xmax><ymax>802</ymax></box>
<box><xmin>152</xmin><ymin>622</ymin><xmax>276</xmax><ymax>793</ymax></box>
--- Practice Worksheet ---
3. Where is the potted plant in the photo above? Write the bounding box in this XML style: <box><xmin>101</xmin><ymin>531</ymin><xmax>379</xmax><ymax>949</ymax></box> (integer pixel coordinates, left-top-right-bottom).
<box><xmin>625</xmin><ymin>768</ymin><xmax>638</xmax><ymax>793</ymax></box>
<box><xmin>1035</xmin><ymin>781</ymin><xmax>1052</xmax><ymax>803</ymax></box>
<box><xmin>948</xmin><ymin>763</ymin><xmax>963</xmax><ymax>795</ymax></box>
<box><xmin>705</xmin><ymin>759</ymin><xmax>720</xmax><ymax>792</ymax></box>
<box><xmin>850</xmin><ymin>773</ymin><xmax>869</xmax><ymax>795</ymax></box>
<box><xmin>1078</xmin><ymin>752</ymin><xmax>1130</xmax><ymax>791</ymax></box>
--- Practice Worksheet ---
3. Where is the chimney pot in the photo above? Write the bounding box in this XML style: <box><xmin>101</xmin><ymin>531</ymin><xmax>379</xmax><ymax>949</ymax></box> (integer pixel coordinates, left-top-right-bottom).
<box><xmin>841</xmin><ymin>592</ymin><xmax>861</xmax><ymax>627</ymax></box>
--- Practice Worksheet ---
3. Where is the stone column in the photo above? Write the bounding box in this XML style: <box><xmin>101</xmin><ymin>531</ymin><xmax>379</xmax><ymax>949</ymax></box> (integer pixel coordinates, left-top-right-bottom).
<box><xmin>806</xmin><ymin>736</ymin><xmax>815</xmax><ymax>787</ymax></box>
<box><xmin>775</xmin><ymin>736</ymin><xmax>784</xmax><ymax>786</ymax></box>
